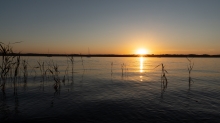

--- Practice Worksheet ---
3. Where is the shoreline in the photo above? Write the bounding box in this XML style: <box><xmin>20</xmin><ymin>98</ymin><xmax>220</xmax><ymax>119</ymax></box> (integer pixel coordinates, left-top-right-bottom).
<box><xmin>1</xmin><ymin>53</ymin><xmax>220</xmax><ymax>57</ymax></box>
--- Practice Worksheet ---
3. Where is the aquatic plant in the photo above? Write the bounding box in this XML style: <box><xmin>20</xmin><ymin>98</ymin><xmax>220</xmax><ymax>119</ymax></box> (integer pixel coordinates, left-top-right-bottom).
<box><xmin>47</xmin><ymin>62</ymin><xmax>61</xmax><ymax>92</ymax></box>
<box><xmin>36</xmin><ymin>61</ymin><xmax>49</xmax><ymax>81</ymax></box>
<box><xmin>154</xmin><ymin>63</ymin><xmax>168</xmax><ymax>79</ymax></box>
<box><xmin>188</xmin><ymin>76</ymin><xmax>193</xmax><ymax>90</ymax></box>
<box><xmin>67</xmin><ymin>55</ymin><xmax>76</xmax><ymax>87</ymax></box>
<box><xmin>13</xmin><ymin>55</ymin><xmax>21</xmax><ymax>94</ymax></box>
<box><xmin>30</xmin><ymin>65</ymin><xmax>37</xmax><ymax>79</ymax></box>
<box><xmin>0</xmin><ymin>42</ymin><xmax>13</xmax><ymax>91</ymax></box>
<box><xmin>121</xmin><ymin>63</ymin><xmax>125</xmax><ymax>76</ymax></box>
<box><xmin>111</xmin><ymin>62</ymin><xmax>113</xmax><ymax>75</ymax></box>
<box><xmin>21</xmin><ymin>59</ymin><xmax>28</xmax><ymax>83</ymax></box>
<box><xmin>121</xmin><ymin>63</ymin><xmax>129</xmax><ymax>77</ymax></box>
<box><xmin>62</xmin><ymin>75</ymin><xmax>65</xmax><ymax>85</ymax></box>
<box><xmin>69</xmin><ymin>55</ymin><xmax>74</xmax><ymax>76</ymax></box>
<box><xmin>186</xmin><ymin>57</ymin><xmax>194</xmax><ymax>77</ymax></box>
<box><xmin>186</xmin><ymin>57</ymin><xmax>194</xmax><ymax>89</ymax></box>
<box><xmin>154</xmin><ymin>63</ymin><xmax>168</xmax><ymax>98</ymax></box>
<box><xmin>0</xmin><ymin>42</ymin><xmax>21</xmax><ymax>92</ymax></box>
<box><xmin>63</xmin><ymin>57</ymin><xmax>69</xmax><ymax>83</ymax></box>
<box><xmin>80</xmin><ymin>54</ymin><xmax>85</xmax><ymax>71</ymax></box>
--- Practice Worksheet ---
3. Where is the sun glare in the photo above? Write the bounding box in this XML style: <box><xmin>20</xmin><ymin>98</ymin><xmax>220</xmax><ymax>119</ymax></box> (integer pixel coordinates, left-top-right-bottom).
<box><xmin>136</xmin><ymin>48</ymin><xmax>148</xmax><ymax>55</ymax></box>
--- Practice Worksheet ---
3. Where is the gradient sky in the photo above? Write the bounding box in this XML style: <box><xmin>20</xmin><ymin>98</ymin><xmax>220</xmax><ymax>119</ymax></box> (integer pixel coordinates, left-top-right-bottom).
<box><xmin>1</xmin><ymin>0</ymin><xmax>220</xmax><ymax>54</ymax></box>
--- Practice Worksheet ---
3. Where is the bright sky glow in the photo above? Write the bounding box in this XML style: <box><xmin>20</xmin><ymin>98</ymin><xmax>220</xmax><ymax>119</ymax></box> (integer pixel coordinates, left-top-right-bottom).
<box><xmin>136</xmin><ymin>49</ymin><xmax>148</xmax><ymax>55</ymax></box>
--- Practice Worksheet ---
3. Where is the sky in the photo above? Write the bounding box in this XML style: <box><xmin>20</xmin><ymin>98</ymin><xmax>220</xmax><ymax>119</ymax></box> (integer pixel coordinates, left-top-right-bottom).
<box><xmin>1</xmin><ymin>0</ymin><xmax>220</xmax><ymax>54</ymax></box>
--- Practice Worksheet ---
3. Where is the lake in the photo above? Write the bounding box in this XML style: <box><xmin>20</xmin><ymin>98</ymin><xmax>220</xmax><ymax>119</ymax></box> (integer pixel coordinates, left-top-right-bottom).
<box><xmin>1</xmin><ymin>57</ymin><xmax>220</xmax><ymax>122</ymax></box>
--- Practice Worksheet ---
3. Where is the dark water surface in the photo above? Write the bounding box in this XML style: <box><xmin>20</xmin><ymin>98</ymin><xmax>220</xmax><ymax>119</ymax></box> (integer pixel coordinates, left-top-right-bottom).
<box><xmin>1</xmin><ymin>57</ymin><xmax>220</xmax><ymax>122</ymax></box>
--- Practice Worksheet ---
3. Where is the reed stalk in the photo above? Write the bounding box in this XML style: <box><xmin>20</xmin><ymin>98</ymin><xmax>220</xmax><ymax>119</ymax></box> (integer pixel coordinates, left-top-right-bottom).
<box><xmin>111</xmin><ymin>62</ymin><xmax>113</xmax><ymax>76</ymax></box>
<box><xmin>21</xmin><ymin>59</ymin><xmax>28</xmax><ymax>83</ymax></box>
<box><xmin>154</xmin><ymin>63</ymin><xmax>168</xmax><ymax>97</ymax></box>
<box><xmin>67</xmin><ymin>55</ymin><xmax>75</xmax><ymax>88</ymax></box>
<box><xmin>37</xmin><ymin>61</ymin><xmax>46</xmax><ymax>81</ymax></box>
<box><xmin>47</xmin><ymin>62</ymin><xmax>61</xmax><ymax>92</ymax></box>
<box><xmin>187</xmin><ymin>57</ymin><xmax>194</xmax><ymax>89</ymax></box>
<box><xmin>121</xmin><ymin>63</ymin><xmax>124</xmax><ymax>76</ymax></box>
<box><xmin>30</xmin><ymin>66</ymin><xmax>37</xmax><ymax>79</ymax></box>
<box><xmin>80</xmin><ymin>54</ymin><xmax>85</xmax><ymax>71</ymax></box>
<box><xmin>121</xmin><ymin>63</ymin><xmax>126</xmax><ymax>76</ymax></box>
<box><xmin>69</xmin><ymin>55</ymin><xmax>74</xmax><ymax>80</ymax></box>
<box><xmin>13</xmin><ymin>55</ymin><xmax>20</xmax><ymax>94</ymax></box>
<box><xmin>186</xmin><ymin>57</ymin><xmax>194</xmax><ymax>77</ymax></box>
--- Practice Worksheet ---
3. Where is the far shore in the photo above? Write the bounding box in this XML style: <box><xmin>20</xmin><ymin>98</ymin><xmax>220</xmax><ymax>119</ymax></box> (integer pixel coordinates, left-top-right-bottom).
<box><xmin>1</xmin><ymin>53</ymin><xmax>220</xmax><ymax>57</ymax></box>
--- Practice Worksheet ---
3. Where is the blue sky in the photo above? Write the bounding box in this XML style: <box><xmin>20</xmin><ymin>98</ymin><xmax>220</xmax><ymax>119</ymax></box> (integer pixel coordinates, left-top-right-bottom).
<box><xmin>1</xmin><ymin>0</ymin><xmax>220</xmax><ymax>54</ymax></box>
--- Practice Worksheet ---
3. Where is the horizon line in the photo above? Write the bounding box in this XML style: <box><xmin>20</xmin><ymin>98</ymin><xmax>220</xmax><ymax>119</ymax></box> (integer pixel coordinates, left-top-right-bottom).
<box><xmin>1</xmin><ymin>53</ymin><xmax>220</xmax><ymax>57</ymax></box>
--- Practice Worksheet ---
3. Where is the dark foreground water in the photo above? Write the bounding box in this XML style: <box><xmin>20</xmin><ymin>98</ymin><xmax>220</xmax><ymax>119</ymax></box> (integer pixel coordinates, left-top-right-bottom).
<box><xmin>1</xmin><ymin>57</ymin><xmax>220</xmax><ymax>122</ymax></box>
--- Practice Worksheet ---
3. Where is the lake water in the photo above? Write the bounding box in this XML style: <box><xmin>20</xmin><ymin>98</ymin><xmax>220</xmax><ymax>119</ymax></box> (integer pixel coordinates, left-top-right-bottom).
<box><xmin>1</xmin><ymin>57</ymin><xmax>220</xmax><ymax>122</ymax></box>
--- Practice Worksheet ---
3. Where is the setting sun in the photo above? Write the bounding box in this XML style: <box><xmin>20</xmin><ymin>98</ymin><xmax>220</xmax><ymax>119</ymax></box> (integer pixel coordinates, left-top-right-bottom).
<box><xmin>136</xmin><ymin>48</ymin><xmax>148</xmax><ymax>55</ymax></box>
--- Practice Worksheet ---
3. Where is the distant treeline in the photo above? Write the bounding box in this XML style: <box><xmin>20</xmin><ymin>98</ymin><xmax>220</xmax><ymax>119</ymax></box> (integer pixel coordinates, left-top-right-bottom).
<box><xmin>1</xmin><ymin>53</ymin><xmax>220</xmax><ymax>57</ymax></box>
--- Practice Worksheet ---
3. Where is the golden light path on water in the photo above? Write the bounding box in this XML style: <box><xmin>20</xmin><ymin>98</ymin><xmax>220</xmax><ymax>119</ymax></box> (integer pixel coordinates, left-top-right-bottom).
<box><xmin>140</xmin><ymin>56</ymin><xmax>144</xmax><ymax>81</ymax></box>
<box><xmin>140</xmin><ymin>56</ymin><xmax>144</xmax><ymax>73</ymax></box>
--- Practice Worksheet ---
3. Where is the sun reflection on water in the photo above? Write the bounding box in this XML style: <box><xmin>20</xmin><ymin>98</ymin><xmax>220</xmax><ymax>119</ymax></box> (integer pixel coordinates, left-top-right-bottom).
<box><xmin>140</xmin><ymin>57</ymin><xmax>144</xmax><ymax>73</ymax></box>
<box><xmin>140</xmin><ymin>76</ymin><xmax>143</xmax><ymax>81</ymax></box>
<box><xmin>139</xmin><ymin>57</ymin><xmax>146</xmax><ymax>82</ymax></box>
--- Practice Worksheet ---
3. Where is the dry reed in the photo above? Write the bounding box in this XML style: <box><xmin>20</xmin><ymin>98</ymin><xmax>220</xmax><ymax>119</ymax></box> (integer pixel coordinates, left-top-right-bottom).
<box><xmin>0</xmin><ymin>42</ymin><xmax>21</xmax><ymax>93</ymax></box>
<box><xmin>154</xmin><ymin>63</ymin><xmax>168</xmax><ymax>98</ymax></box>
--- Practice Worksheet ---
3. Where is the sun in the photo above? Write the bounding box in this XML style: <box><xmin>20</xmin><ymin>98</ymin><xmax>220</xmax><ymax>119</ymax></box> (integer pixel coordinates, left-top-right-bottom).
<box><xmin>136</xmin><ymin>48</ymin><xmax>148</xmax><ymax>55</ymax></box>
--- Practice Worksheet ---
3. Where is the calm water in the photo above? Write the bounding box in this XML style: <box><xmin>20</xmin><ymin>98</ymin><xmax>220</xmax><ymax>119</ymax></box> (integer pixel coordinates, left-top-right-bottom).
<box><xmin>1</xmin><ymin>57</ymin><xmax>220</xmax><ymax>122</ymax></box>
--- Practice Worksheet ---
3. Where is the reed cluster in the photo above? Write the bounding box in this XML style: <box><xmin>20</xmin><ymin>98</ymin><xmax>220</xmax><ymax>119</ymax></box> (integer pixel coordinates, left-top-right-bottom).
<box><xmin>0</xmin><ymin>42</ymin><xmax>21</xmax><ymax>93</ymax></box>
<box><xmin>47</xmin><ymin>62</ymin><xmax>61</xmax><ymax>91</ymax></box>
